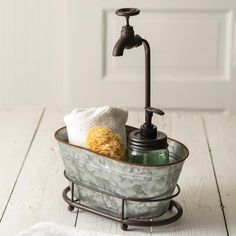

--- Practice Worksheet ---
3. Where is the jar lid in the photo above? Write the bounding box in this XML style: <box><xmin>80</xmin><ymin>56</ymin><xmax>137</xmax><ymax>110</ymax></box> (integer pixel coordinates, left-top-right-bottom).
<box><xmin>128</xmin><ymin>129</ymin><xmax>168</xmax><ymax>150</ymax></box>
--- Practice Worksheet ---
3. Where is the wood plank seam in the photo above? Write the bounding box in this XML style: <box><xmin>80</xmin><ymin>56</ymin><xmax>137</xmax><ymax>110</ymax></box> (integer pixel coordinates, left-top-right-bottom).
<box><xmin>0</xmin><ymin>108</ymin><xmax>46</xmax><ymax>223</ymax></box>
<box><xmin>202</xmin><ymin>117</ymin><xmax>229</xmax><ymax>236</ymax></box>
<box><xmin>74</xmin><ymin>209</ymin><xmax>79</xmax><ymax>227</ymax></box>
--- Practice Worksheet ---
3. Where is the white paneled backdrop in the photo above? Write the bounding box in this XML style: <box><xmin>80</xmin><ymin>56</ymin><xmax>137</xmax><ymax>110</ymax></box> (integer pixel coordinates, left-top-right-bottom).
<box><xmin>0</xmin><ymin>0</ymin><xmax>236</xmax><ymax>111</ymax></box>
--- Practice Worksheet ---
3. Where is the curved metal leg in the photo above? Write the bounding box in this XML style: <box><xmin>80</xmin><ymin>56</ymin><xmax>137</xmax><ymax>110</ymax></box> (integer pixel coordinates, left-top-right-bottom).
<box><xmin>121</xmin><ymin>224</ymin><xmax>128</xmax><ymax>231</ymax></box>
<box><xmin>68</xmin><ymin>205</ymin><xmax>74</xmax><ymax>212</ymax></box>
<box><xmin>168</xmin><ymin>200</ymin><xmax>174</xmax><ymax>211</ymax></box>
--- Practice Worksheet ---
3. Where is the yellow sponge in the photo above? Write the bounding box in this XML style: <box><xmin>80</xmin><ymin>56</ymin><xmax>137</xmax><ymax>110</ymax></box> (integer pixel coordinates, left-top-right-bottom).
<box><xmin>87</xmin><ymin>126</ymin><xmax>125</xmax><ymax>160</ymax></box>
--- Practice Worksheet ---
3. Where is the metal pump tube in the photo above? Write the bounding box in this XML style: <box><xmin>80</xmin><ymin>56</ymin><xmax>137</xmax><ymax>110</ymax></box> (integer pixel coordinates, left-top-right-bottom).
<box><xmin>142</xmin><ymin>39</ymin><xmax>151</xmax><ymax>126</ymax></box>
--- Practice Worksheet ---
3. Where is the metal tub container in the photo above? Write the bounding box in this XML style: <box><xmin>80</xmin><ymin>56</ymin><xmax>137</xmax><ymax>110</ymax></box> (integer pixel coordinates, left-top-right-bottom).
<box><xmin>55</xmin><ymin>126</ymin><xmax>189</xmax><ymax>219</ymax></box>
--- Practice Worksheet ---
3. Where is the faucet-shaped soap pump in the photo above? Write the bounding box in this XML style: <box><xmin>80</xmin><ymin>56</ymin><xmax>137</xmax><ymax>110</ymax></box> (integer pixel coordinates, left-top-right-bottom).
<box><xmin>112</xmin><ymin>8</ymin><xmax>142</xmax><ymax>56</ymax></box>
<box><xmin>113</xmin><ymin>8</ymin><xmax>169</xmax><ymax>164</ymax></box>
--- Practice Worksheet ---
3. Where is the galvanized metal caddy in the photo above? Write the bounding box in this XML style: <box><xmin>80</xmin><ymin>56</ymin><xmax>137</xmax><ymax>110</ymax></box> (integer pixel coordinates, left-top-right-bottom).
<box><xmin>55</xmin><ymin>126</ymin><xmax>189</xmax><ymax>230</ymax></box>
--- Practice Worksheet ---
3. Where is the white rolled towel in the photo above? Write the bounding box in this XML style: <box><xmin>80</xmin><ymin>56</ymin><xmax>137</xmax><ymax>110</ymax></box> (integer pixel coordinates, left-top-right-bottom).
<box><xmin>64</xmin><ymin>106</ymin><xmax>128</xmax><ymax>148</ymax></box>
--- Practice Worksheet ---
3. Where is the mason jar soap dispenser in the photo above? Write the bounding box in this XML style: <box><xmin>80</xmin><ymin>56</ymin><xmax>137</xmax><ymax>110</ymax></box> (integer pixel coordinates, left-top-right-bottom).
<box><xmin>128</xmin><ymin>107</ymin><xmax>169</xmax><ymax>164</ymax></box>
<box><xmin>113</xmin><ymin>8</ymin><xmax>169</xmax><ymax>164</ymax></box>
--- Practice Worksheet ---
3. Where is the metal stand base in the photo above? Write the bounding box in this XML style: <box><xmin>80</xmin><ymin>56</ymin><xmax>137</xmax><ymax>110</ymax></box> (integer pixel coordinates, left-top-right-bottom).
<box><xmin>62</xmin><ymin>170</ymin><xmax>183</xmax><ymax>231</ymax></box>
<box><xmin>63</xmin><ymin>186</ymin><xmax>182</xmax><ymax>230</ymax></box>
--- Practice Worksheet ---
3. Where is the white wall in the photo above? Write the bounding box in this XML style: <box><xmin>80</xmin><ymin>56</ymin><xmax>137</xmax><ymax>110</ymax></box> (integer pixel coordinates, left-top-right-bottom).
<box><xmin>0</xmin><ymin>0</ymin><xmax>236</xmax><ymax>111</ymax></box>
<box><xmin>0</xmin><ymin>0</ymin><xmax>66</xmax><ymax>108</ymax></box>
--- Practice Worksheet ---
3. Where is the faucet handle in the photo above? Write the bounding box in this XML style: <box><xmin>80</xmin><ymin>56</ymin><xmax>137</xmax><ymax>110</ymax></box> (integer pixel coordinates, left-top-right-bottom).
<box><xmin>116</xmin><ymin>8</ymin><xmax>140</xmax><ymax>17</ymax></box>
<box><xmin>115</xmin><ymin>8</ymin><xmax>140</xmax><ymax>26</ymax></box>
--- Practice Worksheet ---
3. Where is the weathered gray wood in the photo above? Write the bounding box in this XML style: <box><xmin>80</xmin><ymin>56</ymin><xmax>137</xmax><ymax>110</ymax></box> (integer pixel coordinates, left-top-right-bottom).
<box><xmin>204</xmin><ymin>114</ymin><xmax>236</xmax><ymax>235</ymax></box>
<box><xmin>0</xmin><ymin>108</ymin><xmax>43</xmax><ymax>220</ymax></box>
<box><xmin>0</xmin><ymin>110</ymin><xmax>76</xmax><ymax>236</ymax></box>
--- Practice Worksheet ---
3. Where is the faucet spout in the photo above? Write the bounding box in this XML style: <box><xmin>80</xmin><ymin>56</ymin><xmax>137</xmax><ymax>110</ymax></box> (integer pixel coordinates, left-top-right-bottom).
<box><xmin>113</xmin><ymin>28</ymin><xmax>142</xmax><ymax>57</ymax></box>
<box><xmin>112</xmin><ymin>36</ymin><xmax>127</xmax><ymax>56</ymax></box>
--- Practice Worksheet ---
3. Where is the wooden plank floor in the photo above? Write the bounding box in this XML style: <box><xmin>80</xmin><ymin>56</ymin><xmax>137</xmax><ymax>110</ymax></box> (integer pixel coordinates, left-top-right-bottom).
<box><xmin>0</xmin><ymin>108</ymin><xmax>235</xmax><ymax>236</ymax></box>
